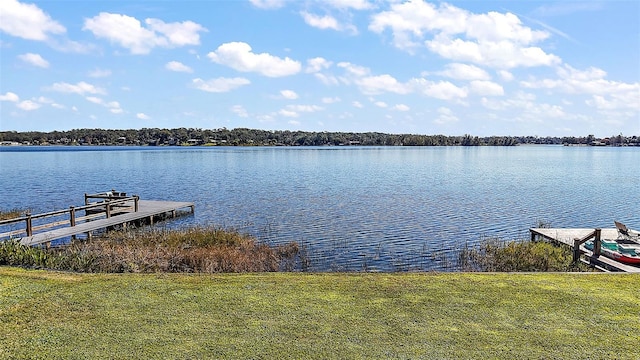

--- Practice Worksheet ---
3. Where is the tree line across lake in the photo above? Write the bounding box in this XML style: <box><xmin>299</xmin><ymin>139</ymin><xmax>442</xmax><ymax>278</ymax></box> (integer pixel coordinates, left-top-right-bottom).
<box><xmin>1</xmin><ymin>128</ymin><xmax>637</xmax><ymax>147</ymax></box>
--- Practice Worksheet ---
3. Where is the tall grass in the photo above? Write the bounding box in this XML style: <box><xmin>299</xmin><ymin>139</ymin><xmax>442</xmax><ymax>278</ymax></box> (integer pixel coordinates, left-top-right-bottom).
<box><xmin>459</xmin><ymin>238</ymin><xmax>591</xmax><ymax>272</ymax></box>
<box><xmin>0</xmin><ymin>208</ymin><xmax>24</xmax><ymax>220</ymax></box>
<box><xmin>0</xmin><ymin>226</ymin><xmax>302</xmax><ymax>273</ymax></box>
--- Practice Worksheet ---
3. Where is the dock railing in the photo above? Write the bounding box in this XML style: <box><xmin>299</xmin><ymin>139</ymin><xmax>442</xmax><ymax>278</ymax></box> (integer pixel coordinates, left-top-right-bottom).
<box><xmin>573</xmin><ymin>228</ymin><xmax>601</xmax><ymax>263</ymax></box>
<box><xmin>0</xmin><ymin>192</ymin><xmax>139</xmax><ymax>240</ymax></box>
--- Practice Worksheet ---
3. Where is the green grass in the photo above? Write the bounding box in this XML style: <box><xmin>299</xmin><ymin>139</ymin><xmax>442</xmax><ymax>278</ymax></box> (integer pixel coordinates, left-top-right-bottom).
<box><xmin>1</xmin><ymin>267</ymin><xmax>638</xmax><ymax>359</ymax></box>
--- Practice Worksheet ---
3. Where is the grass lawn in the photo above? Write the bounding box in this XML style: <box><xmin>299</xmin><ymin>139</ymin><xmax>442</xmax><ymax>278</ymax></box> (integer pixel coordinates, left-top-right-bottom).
<box><xmin>1</xmin><ymin>267</ymin><xmax>638</xmax><ymax>359</ymax></box>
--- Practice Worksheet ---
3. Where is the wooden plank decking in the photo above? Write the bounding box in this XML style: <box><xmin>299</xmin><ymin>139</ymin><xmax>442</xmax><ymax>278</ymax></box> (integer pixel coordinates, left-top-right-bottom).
<box><xmin>18</xmin><ymin>200</ymin><xmax>194</xmax><ymax>246</ymax></box>
<box><xmin>530</xmin><ymin>228</ymin><xmax>640</xmax><ymax>273</ymax></box>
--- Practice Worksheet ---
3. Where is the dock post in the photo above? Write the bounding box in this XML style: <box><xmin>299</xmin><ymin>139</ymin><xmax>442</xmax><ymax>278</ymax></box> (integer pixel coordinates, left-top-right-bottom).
<box><xmin>69</xmin><ymin>206</ymin><xmax>76</xmax><ymax>227</ymax></box>
<box><xmin>593</xmin><ymin>228</ymin><xmax>601</xmax><ymax>257</ymax></box>
<box><xmin>25</xmin><ymin>212</ymin><xmax>33</xmax><ymax>236</ymax></box>
<box><xmin>69</xmin><ymin>206</ymin><xmax>77</xmax><ymax>240</ymax></box>
<box><xmin>572</xmin><ymin>238</ymin><xmax>581</xmax><ymax>263</ymax></box>
<box><xmin>105</xmin><ymin>200</ymin><xmax>111</xmax><ymax>218</ymax></box>
<box><xmin>134</xmin><ymin>195</ymin><xmax>139</xmax><ymax>212</ymax></box>
<box><xmin>84</xmin><ymin>193</ymin><xmax>89</xmax><ymax>205</ymax></box>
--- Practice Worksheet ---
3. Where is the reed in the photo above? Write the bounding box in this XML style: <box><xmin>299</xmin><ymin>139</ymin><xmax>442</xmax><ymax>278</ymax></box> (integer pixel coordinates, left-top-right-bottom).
<box><xmin>0</xmin><ymin>226</ymin><xmax>303</xmax><ymax>273</ymax></box>
<box><xmin>0</xmin><ymin>208</ymin><xmax>24</xmax><ymax>220</ymax></box>
<box><xmin>459</xmin><ymin>238</ymin><xmax>591</xmax><ymax>272</ymax></box>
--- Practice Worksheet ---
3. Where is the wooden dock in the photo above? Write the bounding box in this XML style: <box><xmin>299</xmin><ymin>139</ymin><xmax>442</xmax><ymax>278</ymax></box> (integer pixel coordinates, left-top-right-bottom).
<box><xmin>530</xmin><ymin>228</ymin><xmax>640</xmax><ymax>273</ymax></box>
<box><xmin>0</xmin><ymin>191</ymin><xmax>194</xmax><ymax>247</ymax></box>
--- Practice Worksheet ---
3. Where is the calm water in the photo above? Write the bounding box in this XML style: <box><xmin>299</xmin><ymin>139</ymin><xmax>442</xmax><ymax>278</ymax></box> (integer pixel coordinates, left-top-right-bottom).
<box><xmin>1</xmin><ymin>145</ymin><xmax>638</xmax><ymax>271</ymax></box>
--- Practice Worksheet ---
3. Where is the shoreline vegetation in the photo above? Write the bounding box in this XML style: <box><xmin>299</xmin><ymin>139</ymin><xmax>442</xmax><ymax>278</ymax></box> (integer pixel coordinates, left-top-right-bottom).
<box><xmin>0</xmin><ymin>226</ymin><xmax>304</xmax><ymax>273</ymax></box>
<box><xmin>1</xmin><ymin>268</ymin><xmax>638</xmax><ymax>359</ymax></box>
<box><xmin>2</xmin><ymin>127</ymin><xmax>639</xmax><ymax>147</ymax></box>
<box><xmin>0</xmin><ymin>209</ymin><xmax>23</xmax><ymax>221</ymax></box>
<box><xmin>1</xmin><ymin>222</ymin><xmax>590</xmax><ymax>273</ymax></box>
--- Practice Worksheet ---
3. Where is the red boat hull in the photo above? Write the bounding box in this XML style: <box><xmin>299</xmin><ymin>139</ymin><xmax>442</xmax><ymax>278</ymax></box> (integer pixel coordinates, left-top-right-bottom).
<box><xmin>601</xmin><ymin>249</ymin><xmax>640</xmax><ymax>265</ymax></box>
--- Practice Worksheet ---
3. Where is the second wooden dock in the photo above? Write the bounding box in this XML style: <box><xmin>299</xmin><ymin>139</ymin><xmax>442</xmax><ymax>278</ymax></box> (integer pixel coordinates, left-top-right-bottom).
<box><xmin>530</xmin><ymin>227</ymin><xmax>640</xmax><ymax>273</ymax></box>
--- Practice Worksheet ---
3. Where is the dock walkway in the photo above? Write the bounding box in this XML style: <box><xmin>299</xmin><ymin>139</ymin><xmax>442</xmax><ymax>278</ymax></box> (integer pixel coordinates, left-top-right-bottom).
<box><xmin>530</xmin><ymin>228</ymin><xmax>640</xmax><ymax>273</ymax></box>
<box><xmin>1</xmin><ymin>191</ymin><xmax>194</xmax><ymax>247</ymax></box>
<box><xmin>19</xmin><ymin>200</ymin><xmax>194</xmax><ymax>246</ymax></box>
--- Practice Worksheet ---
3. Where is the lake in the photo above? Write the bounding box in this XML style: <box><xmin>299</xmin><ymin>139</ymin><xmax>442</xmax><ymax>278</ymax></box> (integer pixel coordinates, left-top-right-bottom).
<box><xmin>1</xmin><ymin>145</ymin><xmax>638</xmax><ymax>271</ymax></box>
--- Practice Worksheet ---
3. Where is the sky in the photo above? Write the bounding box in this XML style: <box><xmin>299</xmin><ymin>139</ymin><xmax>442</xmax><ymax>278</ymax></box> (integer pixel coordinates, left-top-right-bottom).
<box><xmin>0</xmin><ymin>0</ymin><xmax>639</xmax><ymax>137</ymax></box>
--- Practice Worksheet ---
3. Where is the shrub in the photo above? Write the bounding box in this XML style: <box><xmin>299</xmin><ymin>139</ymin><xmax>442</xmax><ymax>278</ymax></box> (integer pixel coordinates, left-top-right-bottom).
<box><xmin>0</xmin><ymin>226</ymin><xmax>303</xmax><ymax>273</ymax></box>
<box><xmin>459</xmin><ymin>238</ymin><xmax>591</xmax><ymax>272</ymax></box>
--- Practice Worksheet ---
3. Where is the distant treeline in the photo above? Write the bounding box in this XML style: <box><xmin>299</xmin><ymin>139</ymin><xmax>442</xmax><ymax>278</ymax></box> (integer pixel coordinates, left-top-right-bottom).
<box><xmin>1</xmin><ymin>128</ymin><xmax>638</xmax><ymax>147</ymax></box>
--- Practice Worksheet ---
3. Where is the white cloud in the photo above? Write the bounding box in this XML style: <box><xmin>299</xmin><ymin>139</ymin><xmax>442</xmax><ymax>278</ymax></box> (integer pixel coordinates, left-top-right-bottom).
<box><xmin>322</xmin><ymin>97</ymin><xmax>341</xmax><ymax>104</ymax></box>
<box><xmin>469</xmin><ymin>80</ymin><xmax>504</xmax><ymax>96</ymax></box>
<box><xmin>393</xmin><ymin>104</ymin><xmax>410</xmax><ymax>111</ymax></box>
<box><xmin>85</xmin><ymin>96</ymin><xmax>123</xmax><ymax>113</ymax></box>
<box><xmin>36</xmin><ymin>96</ymin><xmax>53</xmax><ymax>104</ymax></box>
<box><xmin>369</xmin><ymin>1</ymin><xmax>560</xmax><ymax>69</ymax></box>
<box><xmin>17</xmin><ymin>100</ymin><xmax>40</xmax><ymax>111</ymax></box>
<box><xmin>145</xmin><ymin>18</ymin><xmax>206</xmax><ymax>47</ymax></box>
<box><xmin>208</xmin><ymin>42</ymin><xmax>301</xmax><ymax>77</ymax></box>
<box><xmin>337</xmin><ymin>62</ymin><xmax>369</xmax><ymax>78</ymax></box>
<box><xmin>301</xmin><ymin>12</ymin><xmax>340</xmax><ymax>31</ymax></box>
<box><xmin>249</xmin><ymin>0</ymin><xmax>288</xmax><ymax>9</ymax></box>
<box><xmin>0</xmin><ymin>0</ymin><xmax>65</xmax><ymax>41</ymax></box>
<box><xmin>18</xmin><ymin>53</ymin><xmax>49</xmax><ymax>68</ymax></box>
<box><xmin>306</xmin><ymin>57</ymin><xmax>333</xmax><ymax>73</ymax></box>
<box><xmin>192</xmin><ymin>77</ymin><xmax>251</xmax><ymax>92</ymax></box>
<box><xmin>85</xmin><ymin>96</ymin><xmax>103</xmax><ymax>105</ymax></box>
<box><xmin>438</xmin><ymin>63</ymin><xmax>490</xmax><ymax>80</ymax></box>
<box><xmin>231</xmin><ymin>105</ymin><xmax>249</xmax><ymax>117</ymax></box>
<box><xmin>83</xmin><ymin>13</ymin><xmax>206</xmax><ymax>54</ymax></box>
<box><xmin>336</xmin><ymin>62</ymin><xmax>414</xmax><ymax>95</ymax></box>
<box><xmin>49</xmin><ymin>81</ymin><xmax>106</xmax><ymax>95</ymax></box>
<box><xmin>0</xmin><ymin>92</ymin><xmax>19</xmax><ymax>102</ymax></box>
<box><xmin>426</xmin><ymin>34</ymin><xmax>561</xmax><ymax>69</ymax></box>
<box><xmin>36</xmin><ymin>96</ymin><xmax>63</xmax><ymax>109</ymax></box>
<box><xmin>107</xmin><ymin>101</ymin><xmax>123</xmax><ymax>114</ymax></box>
<box><xmin>257</xmin><ymin>114</ymin><xmax>275</xmax><ymax>123</ymax></box>
<box><xmin>357</xmin><ymin>74</ymin><xmax>412</xmax><ymax>95</ymax></box>
<box><xmin>279</xmin><ymin>109</ymin><xmax>298</xmax><ymax>118</ymax></box>
<box><xmin>374</xmin><ymin>101</ymin><xmax>388</xmax><ymax>108</ymax></box>
<box><xmin>165</xmin><ymin>61</ymin><xmax>193</xmax><ymax>73</ymax></box>
<box><xmin>284</xmin><ymin>104</ymin><xmax>323</xmax><ymax>112</ymax></box>
<box><xmin>300</xmin><ymin>12</ymin><xmax>357</xmax><ymax>34</ymax></box>
<box><xmin>288</xmin><ymin>120</ymin><xmax>301</xmax><ymax>126</ymax></box>
<box><xmin>280</xmin><ymin>90</ymin><xmax>299</xmax><ymax>99</ymax></box>
<box><xmin>520</xmin><ymin>64</ymin><xmax>640</xmax><ymax>111</ymax></box>
<box><xmin>498</xmin><ymin>70</ymin><xmax>514</xmax><ymax>81</ymax></box>
<box><xmin>88</xmin><ymin>68</ymin><xmax>112</xmax><ymax>78</ymax></box>
<box><xmin>136</xmin><ymin>113</ymin><xmax>150</xmax><ymax>120</ymax></box>
<box><xmin>278</xmin><ymin>105</ymin><xmax>323</xmax><ymax>118</ymax></box>
<box><xmin>314</xmin><ymin>73</ymin><xmax>340</xmax><ymax>86</ymax></box>
<box><xmin>352</xmin><ymin>101</ymin><xmax>363</xmax><ymax>108</ymax></box>
<box><xmin>324</xmin><ymin>0</ymin><xmax>374</xmax><ymax>10</ymax></box>
<box><xmin>410</xmin><ymin>78</ymin><xmax>468</xmax><ymax>100</ymax></box>
<box><xmin>434</xmin><ymin>106</ymin><xmax>459</xmax><ymax>125</ymax></box>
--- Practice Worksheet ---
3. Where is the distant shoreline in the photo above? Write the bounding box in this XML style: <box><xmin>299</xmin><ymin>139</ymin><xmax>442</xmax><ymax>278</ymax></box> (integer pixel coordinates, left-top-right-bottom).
<box><xmin>2</xmin><ymin>128</ymin><xmax>638</xmax><ymax>147</ymax></box>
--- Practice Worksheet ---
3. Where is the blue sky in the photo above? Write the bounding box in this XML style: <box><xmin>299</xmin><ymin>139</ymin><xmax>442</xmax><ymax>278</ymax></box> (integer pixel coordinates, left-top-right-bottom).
<box><xmin>1</xmin><ymin>0</ymin><xmax>638</xmax><ymax>136</ymax></box>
